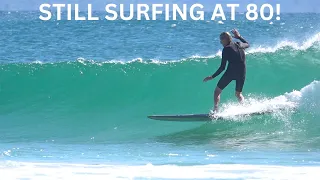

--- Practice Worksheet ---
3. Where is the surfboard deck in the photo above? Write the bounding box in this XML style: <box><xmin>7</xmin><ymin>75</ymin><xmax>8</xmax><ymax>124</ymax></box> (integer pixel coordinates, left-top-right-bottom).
<box><xmin>147</xmin><ymin>110</ymin><xmax>282</xmax><ymax>122</ymax></box>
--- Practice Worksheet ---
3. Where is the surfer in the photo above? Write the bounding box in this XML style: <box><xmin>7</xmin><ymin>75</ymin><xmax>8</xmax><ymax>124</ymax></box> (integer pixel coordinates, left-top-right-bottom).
<box><xmin>203</xmin><ymin>29</ymin><xmax>249</xmax><ymax>112</ymax></box>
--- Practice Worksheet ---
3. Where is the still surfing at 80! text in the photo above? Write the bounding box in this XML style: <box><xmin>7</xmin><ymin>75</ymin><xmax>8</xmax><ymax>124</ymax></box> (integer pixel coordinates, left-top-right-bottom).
<box><xmin>39</xmin><ymin>3</ymin><xmax>281</xmax><ymax>21</ymax></box>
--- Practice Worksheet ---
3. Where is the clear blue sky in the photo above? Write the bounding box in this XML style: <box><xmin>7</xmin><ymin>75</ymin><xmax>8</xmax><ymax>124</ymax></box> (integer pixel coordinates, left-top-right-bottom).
<box><xmin>0</xmin><ymin>0</ymin><xmax>319</xmax><ymax>12</ymax></box>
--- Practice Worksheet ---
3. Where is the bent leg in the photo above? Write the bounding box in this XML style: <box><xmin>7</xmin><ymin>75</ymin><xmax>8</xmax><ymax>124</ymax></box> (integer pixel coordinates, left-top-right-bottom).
<box><xmin>215</xmin><ymin>74</ymin><xmax>232</xmax><ymax>111</ymax></box>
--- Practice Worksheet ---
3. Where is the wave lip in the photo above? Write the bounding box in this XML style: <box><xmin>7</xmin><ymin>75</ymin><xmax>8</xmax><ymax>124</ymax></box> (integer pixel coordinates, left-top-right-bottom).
<box><xmin>247</xmin><ymin>32</ymin><xmax>320</xmax><ymax>54</ymax></box>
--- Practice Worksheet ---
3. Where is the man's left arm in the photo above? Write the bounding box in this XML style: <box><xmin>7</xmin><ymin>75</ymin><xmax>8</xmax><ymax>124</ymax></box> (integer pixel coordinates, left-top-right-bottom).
<box><xmin>237</xmin><ymin>36</ymin><xmax>250</xmax><ymax>49</ymax></box>
<box><xmin>231</xmin><ymin>29</ymin><xmax>250</xmax><ymax>49</ymax></box>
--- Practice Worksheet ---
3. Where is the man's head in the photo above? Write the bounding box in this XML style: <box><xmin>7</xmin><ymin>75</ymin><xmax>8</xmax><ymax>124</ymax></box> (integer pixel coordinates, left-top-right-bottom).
<box><xmin>220</xmin><ymin>32</ymin><xmax>232</xmax><ymax>47</ymax></box>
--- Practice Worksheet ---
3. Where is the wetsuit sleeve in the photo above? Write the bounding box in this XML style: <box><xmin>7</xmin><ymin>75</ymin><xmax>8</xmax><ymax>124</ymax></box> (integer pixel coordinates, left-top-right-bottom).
<box><xmin>211</xmin><ymin>49</ymin><xmax>227</xmax><ymax>78</ymax></box>
<box><xmin>237</xmin><ymin>36</ymin><xmax>250</xmax><ymax>49</ymax></box>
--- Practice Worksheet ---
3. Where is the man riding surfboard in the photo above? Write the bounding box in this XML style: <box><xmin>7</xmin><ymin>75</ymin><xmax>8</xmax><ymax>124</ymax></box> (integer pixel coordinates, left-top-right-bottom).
<box><xmin>203</xmin><ymin>29</ymin><xmax>250</xmax><ymax>112</ymax></box>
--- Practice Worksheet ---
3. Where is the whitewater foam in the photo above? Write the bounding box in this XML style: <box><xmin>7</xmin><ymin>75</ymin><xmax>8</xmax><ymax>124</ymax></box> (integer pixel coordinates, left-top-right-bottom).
<box><xmin>285</xmin><ymin>80</ymin><xmax>320</xmax><ymax>115</ymax></box>
<box><xmin>212</xmin><ymin>81</ymin><xmax>320</xmax><ymax>120</ymax></box>
<box><xmin>0</xmin><ymin>161</ymin><xmax>319</xmax><ymax>180</ymax></box>
<box><xmin>247</xmin><ymin>32</ymin><xmax>320</xmax><ymax>54</ymax></box>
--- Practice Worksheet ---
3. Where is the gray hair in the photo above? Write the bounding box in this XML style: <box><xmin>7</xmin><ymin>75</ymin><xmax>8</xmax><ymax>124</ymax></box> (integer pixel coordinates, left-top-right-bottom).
<box><xmin>220</xmin><ymin>32</ymin><xmax>232</xmax><ymax>43</ymax></box>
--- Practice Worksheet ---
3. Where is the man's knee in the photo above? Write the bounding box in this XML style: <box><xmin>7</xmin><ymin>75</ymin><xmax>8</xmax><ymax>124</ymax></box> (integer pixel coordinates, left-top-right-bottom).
<box><xmin>215</xmin><ymin>87</ymin><xmax>222</xmax><ymax>95</ymax></box>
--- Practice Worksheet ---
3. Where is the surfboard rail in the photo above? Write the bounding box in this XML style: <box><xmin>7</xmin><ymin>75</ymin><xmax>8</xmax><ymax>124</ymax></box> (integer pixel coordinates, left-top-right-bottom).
<box><xmin>147</xmin><ymin>114</ymin><xmax>215</xmax><ymax>122</ymax></box>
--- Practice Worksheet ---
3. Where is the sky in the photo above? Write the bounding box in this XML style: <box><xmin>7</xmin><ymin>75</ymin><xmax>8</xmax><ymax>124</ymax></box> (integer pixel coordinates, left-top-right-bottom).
<box><xmin>0</xmin><ymin>0</ymin><xmax>320</xmax><ymax>12</ymax></box>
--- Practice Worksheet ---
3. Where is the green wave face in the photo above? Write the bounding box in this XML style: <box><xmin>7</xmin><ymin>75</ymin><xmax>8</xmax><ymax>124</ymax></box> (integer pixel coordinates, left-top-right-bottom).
<box><xmin>0</xmin><ymin>46</ymin><xmax>320</xmax><ymax>148</ymax></box>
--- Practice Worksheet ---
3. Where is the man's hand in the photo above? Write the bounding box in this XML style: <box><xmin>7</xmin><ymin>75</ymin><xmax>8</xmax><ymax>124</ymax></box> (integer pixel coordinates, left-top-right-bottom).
<box><xmin>231</xmin><ymin>29</ymin><xmax>241</xmax><ymax>39</ymax></box>
<box><xmin>203</xmin><ymin>76</ymin><xmax>213</xmax><ymax>82</ymax></box>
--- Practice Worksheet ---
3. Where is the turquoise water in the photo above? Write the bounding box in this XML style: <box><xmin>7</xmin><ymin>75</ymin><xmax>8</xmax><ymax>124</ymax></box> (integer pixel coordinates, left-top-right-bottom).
<box><xmin>0</xmin><ymin>11</ymin><xmax>320</xmax><ymax>179</ymax></box>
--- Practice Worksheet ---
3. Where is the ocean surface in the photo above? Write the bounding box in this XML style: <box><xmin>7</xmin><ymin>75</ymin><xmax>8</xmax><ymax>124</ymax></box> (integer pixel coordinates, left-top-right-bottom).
<box><xmin>0</xmin><ymin>11</ymin><xmax>320</xmax><ymax>179</ymax></box>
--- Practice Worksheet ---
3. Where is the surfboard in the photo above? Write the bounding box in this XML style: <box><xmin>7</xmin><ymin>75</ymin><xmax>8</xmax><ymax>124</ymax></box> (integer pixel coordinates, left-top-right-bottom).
<box><xmin>148</xmin><ymin>114</ymin><xmax>213</xmax><ymax>122</ymax></box>
<box><xmin>147</xmin><ymin>110</ymin><xmax>282</xmax><ymax>122</ymax></box>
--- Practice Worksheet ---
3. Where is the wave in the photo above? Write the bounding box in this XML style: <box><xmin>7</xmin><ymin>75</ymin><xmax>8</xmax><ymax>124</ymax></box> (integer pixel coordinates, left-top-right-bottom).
<box><xmin>0</xmin><ymin>42</ymin><xmax>319</xmax><ymax>146</ymax></box>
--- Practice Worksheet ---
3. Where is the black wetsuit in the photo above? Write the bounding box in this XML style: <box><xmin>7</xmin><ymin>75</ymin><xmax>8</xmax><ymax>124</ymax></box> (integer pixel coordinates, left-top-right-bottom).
<box><xmin>211</xmin><ymin>36</ymin><xmax>249</xmax><ymax>92</ymax></box>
